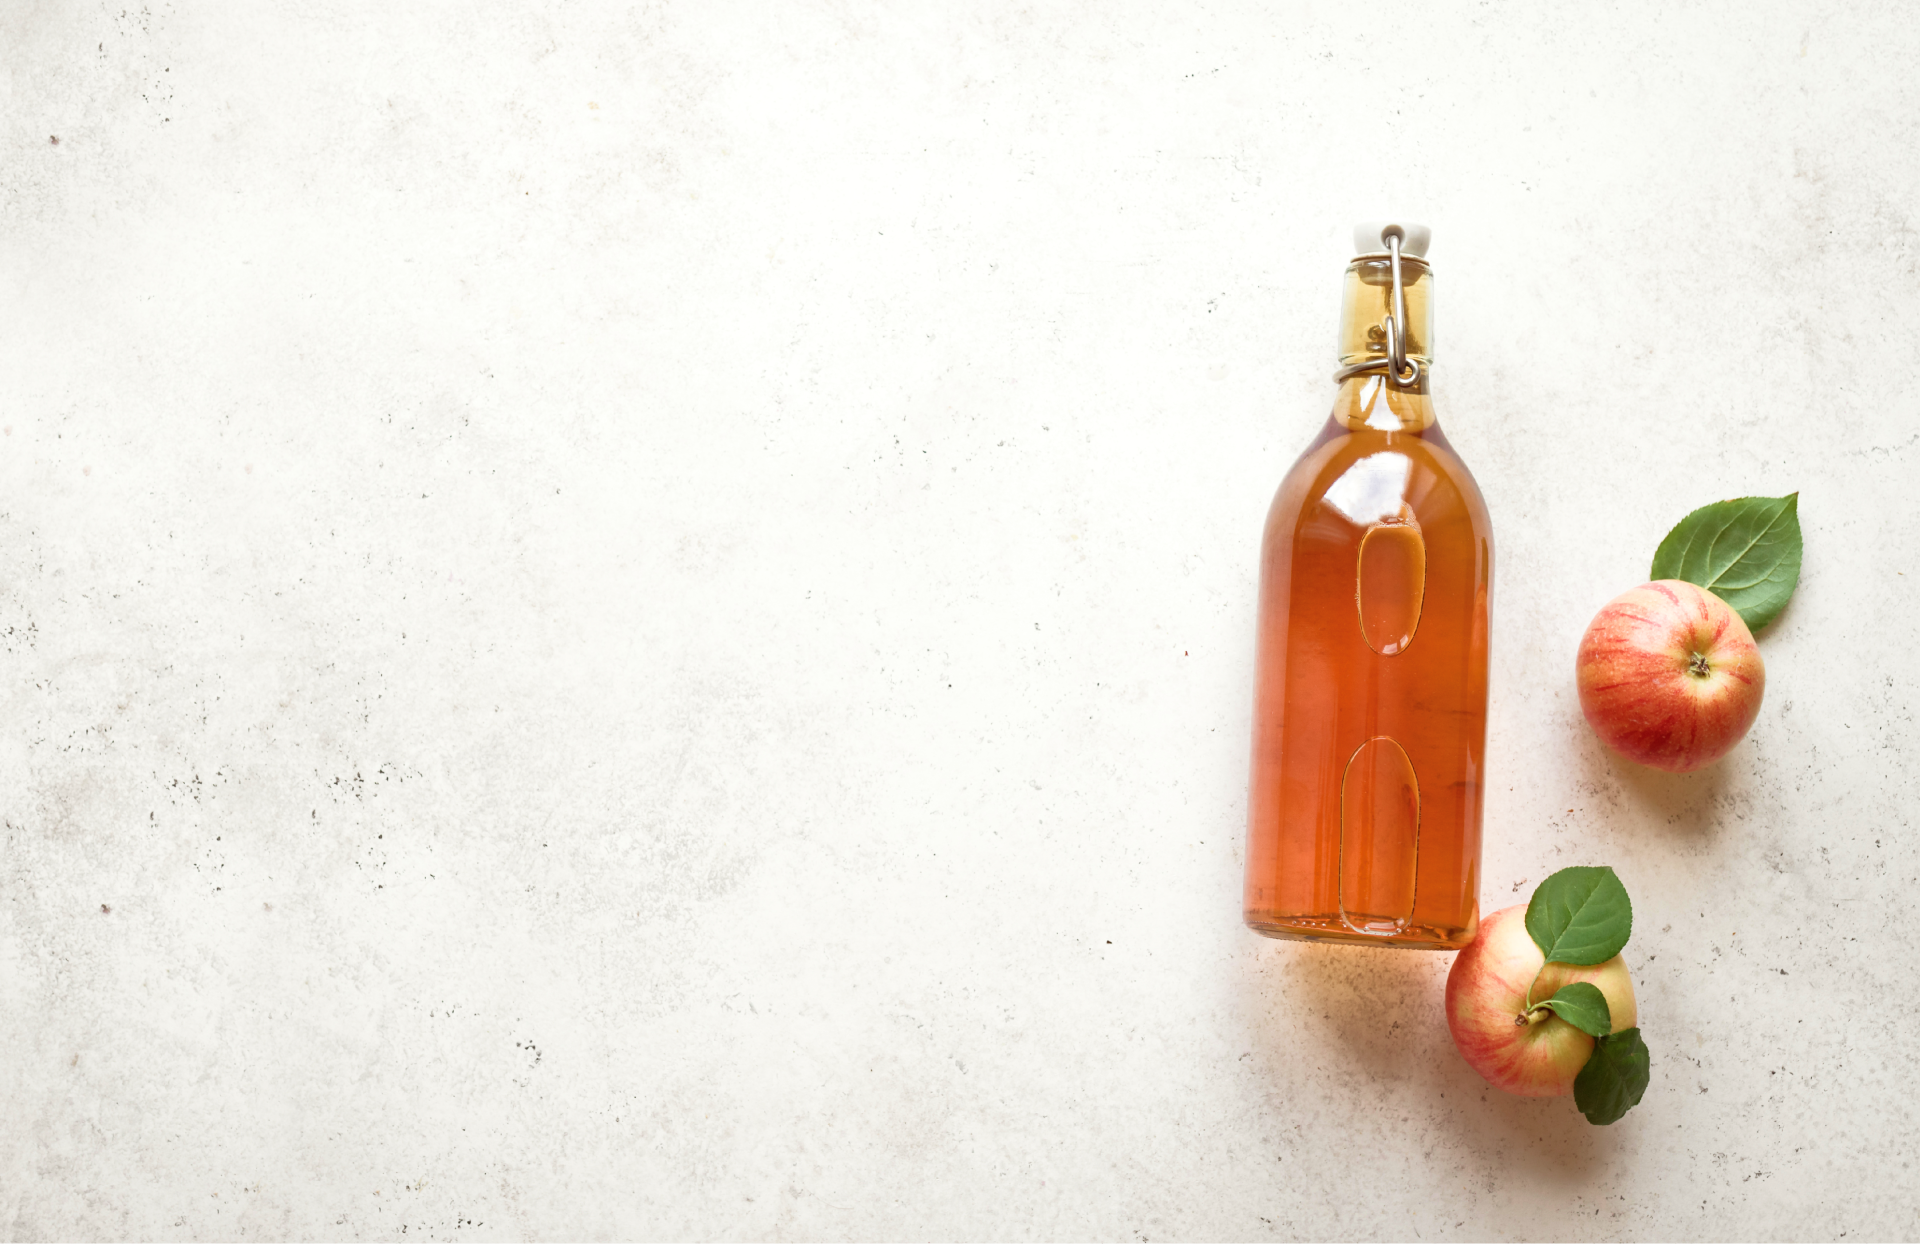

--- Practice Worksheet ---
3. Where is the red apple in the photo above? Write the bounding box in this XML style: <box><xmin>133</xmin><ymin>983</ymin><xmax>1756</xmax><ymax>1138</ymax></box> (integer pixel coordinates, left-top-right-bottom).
<box><xmin>1576</xmin><ymin>579</ymin><xmax>1765</xmax><ymax>773</ymax></box>
<box><xmin>1445</xmin><ymin>905</ymin><xmax>1637</xmax><ymax>1097</ymax></box>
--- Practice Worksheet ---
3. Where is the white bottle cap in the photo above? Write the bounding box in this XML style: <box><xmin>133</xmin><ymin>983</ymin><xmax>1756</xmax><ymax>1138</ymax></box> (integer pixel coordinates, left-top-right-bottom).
<box><xmin>1354</xmin><ymin>221</ymin><xmax>1431</xmax><ymax>259</ymax></box>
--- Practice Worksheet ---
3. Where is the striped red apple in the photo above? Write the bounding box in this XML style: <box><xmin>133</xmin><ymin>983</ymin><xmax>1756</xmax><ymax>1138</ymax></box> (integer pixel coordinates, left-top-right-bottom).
<box><xmin>1444</xmin><ymin>904</ymin><xmax>1637</xmax><ymax>1097</ymax></box>
<box><xmin>1575</xmin><ymin>579</ymin><xmax>1765</xmax><ymax>773</ymax></box>
<box><xmin>1576</xmin><ymin>493</ymin><xmax>1802</xmax><ymax>771</ymax></box>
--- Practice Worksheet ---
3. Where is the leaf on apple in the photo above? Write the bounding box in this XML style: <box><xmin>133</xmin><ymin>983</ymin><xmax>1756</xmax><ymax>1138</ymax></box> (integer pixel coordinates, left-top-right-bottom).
<box><xmin>1574</xmin><ymin>1028</ymin><xmax>1651</xmax><ymax>1126</ymax></box>
<box><xmin>1649</xmin><ymin>492</ymin><xmax>1802</xmax><ymax>632</ymax></box>
<box><xmin>1537</xmin><ymin>980</ymin><xmax>1612</xmax><ymax>1037</ymax></box>
<box><xmin>1526</xmin><ymin>866</ymin><xmax>1632</xmax><ymax>966</ymax></box>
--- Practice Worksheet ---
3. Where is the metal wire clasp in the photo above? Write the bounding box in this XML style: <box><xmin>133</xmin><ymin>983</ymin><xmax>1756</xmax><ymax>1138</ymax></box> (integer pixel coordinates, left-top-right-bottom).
<box><xmin>1334</xmin><ymin>225</ymin><xmax>1424</xmax><ymax>388</ymax></box>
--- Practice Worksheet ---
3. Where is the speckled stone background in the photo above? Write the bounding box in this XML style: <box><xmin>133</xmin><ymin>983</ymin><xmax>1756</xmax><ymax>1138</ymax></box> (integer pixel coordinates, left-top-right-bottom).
<box><xmin>3</xmin><ymin>0</ymin><xmax>1917</xmax><ymax>1241</ymax></box>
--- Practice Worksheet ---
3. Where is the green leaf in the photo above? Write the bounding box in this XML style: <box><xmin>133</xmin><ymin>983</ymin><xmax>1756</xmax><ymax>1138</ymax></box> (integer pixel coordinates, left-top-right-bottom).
<box><xmin>1649</xmin><ymin>493</ymin><xmax>1803</xmax><ymax>631</ymax></box>
<box><xmin>1574</xmin><ymin>1028</ymin><xmax>1651</xmax><ymax>1126</ymax></box>
<box><xmin>1526</xmin><ymin>866</ymin><xmax>1633</xmax><ymax>966</ymax></box>
<box><xmin>1537</xmin><ymin>980</ymin><xmax>1612</xmax><ymax>1036</ymax></box>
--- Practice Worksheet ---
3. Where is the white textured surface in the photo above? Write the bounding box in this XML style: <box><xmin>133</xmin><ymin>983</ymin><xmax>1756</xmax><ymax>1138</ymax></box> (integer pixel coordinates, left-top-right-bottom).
<box><xmin>4</xmin><ymin>1</ymin><xmax>1918</xmax><ymax>1240</ymax></box>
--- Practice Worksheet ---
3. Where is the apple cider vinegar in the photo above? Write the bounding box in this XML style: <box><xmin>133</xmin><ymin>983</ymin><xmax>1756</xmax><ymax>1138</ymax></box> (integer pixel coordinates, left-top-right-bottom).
<box><xmin>1243</xmin><ymin>223</ymin><xmax>1493</xmax><ymax>949</ymax></box>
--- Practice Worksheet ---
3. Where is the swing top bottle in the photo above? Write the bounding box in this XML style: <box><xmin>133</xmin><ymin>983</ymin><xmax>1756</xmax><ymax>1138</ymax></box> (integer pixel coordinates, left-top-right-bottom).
<box><xmin>1242</xmin><ymin>223</ymin><xmax>1492</xmax><ymax>949</ymax></box>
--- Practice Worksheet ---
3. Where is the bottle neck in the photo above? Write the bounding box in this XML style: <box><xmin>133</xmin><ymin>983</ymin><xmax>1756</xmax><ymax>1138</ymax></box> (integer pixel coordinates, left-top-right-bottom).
<box><xmin>1333</xmin><ymin>252</ymin><xmax>1436</xmax><ymax>432</ymax></box>
<box><xmin>1338</xmin><ymin>251</ymin><xmax>1433</xmax><ymax>364</ymax></box>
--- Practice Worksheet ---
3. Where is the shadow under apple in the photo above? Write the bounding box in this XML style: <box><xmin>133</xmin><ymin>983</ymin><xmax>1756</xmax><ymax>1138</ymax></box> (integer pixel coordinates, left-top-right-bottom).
<box><xmin>1575</xmin><ymin>728</ymin><xmax>1732</xmax><ymax>847</ymax></box>
<box><xmin>1239</xmin><ymin>933</ymin><xmax>1631</xmax><ymax>1191</ymax></box>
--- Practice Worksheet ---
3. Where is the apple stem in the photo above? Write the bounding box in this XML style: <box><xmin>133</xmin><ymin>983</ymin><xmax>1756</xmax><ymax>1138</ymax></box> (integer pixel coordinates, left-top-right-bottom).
<box><xmin>1688</xmin><ymin>652</ymin><xmax>1712</xmax><ymax>678</ymax></box>
<box><xmin>1519</xmin><ymin>968</ymin><xmax>1555</xmax><ymax>1028</ymax></box>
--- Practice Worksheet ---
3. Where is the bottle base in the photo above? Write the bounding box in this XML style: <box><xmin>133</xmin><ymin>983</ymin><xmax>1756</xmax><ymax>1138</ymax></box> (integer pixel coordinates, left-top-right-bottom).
<box><xmin>1243</xmin><ymin>911</ymin><xmax>1474</xmax><ymax>951</ymax></box>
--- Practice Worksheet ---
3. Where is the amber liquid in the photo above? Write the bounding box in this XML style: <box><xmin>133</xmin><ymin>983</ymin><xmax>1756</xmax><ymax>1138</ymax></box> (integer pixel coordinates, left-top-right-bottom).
<box><xmin>1243</xmin><ymin>371</ymin><xmax>1492</xmax><ymax>949</ymax></box>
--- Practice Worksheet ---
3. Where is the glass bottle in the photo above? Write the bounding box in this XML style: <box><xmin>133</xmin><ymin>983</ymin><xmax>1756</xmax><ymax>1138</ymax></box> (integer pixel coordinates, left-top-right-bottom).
<box><xmin>1242</xmin><ymin>223</ymin><xmax>1493</xmax><ymax>950</ymax></box>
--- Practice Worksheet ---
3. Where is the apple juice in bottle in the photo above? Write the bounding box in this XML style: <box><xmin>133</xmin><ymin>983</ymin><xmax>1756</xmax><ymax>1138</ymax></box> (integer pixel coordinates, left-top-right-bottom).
<box><xmin>1243</xmin><ymin>223</ymin><xmax>1492</xmax><ymax>949</ymax></box>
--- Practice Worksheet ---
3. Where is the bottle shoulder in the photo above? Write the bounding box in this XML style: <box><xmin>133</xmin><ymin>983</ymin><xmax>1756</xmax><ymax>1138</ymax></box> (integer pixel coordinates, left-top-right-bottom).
<box><xmin>1265</xmin><ymin>418</ymin><xmax>1493</xmax><ymax>546</ymax></box>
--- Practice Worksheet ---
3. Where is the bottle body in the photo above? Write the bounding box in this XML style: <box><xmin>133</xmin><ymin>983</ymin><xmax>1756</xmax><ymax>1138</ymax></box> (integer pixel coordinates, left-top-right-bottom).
<box><xmin>1242</xmin><ymin>252</ymin><xmax>1492</xmax><ymax>950</ymax></box>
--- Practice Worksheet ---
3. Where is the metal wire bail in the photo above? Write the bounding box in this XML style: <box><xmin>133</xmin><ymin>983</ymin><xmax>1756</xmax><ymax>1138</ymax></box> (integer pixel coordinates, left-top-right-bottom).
<box><xmin>1334</xmin><ymin>225</ymin><xmax>1424</xmax><ymax>389</ymax></box>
